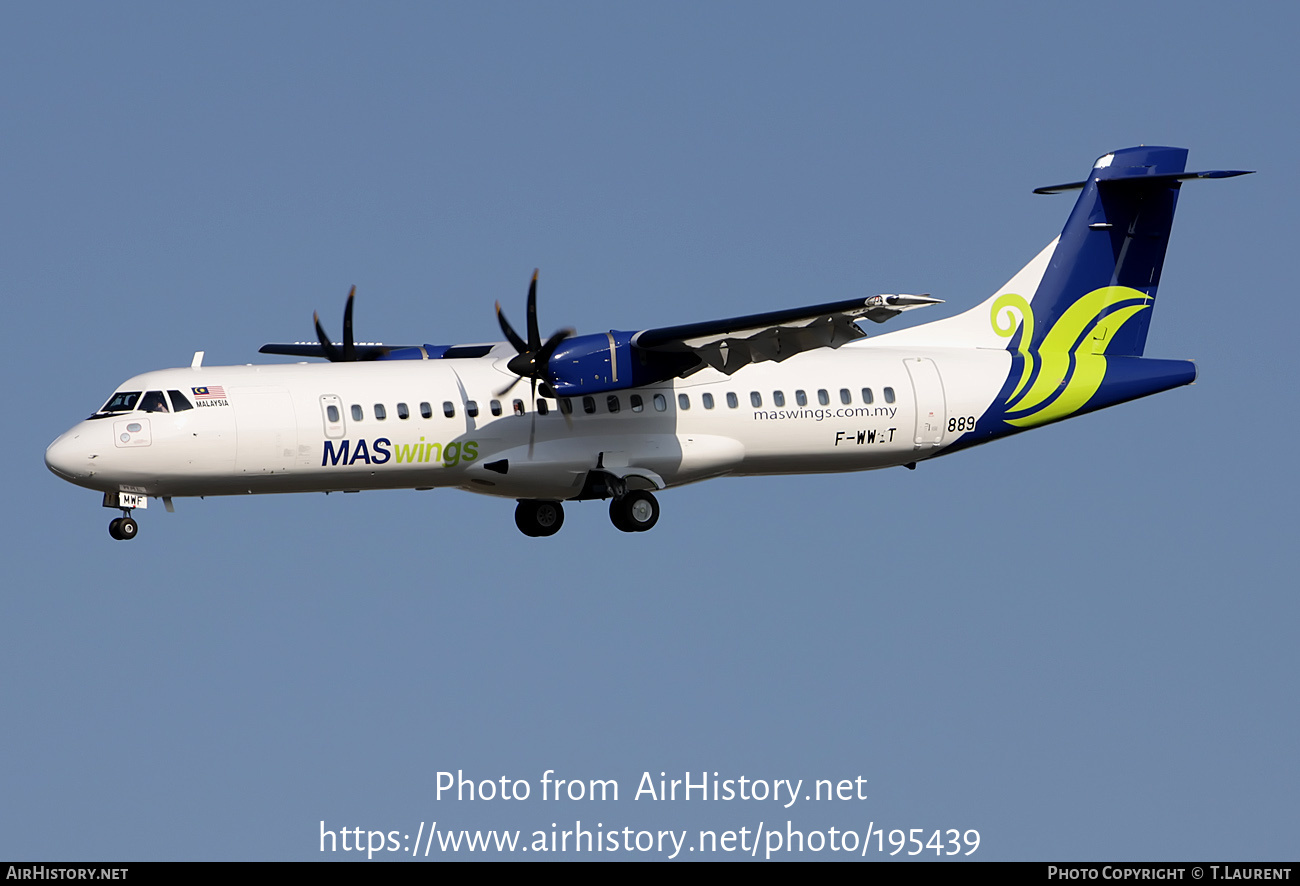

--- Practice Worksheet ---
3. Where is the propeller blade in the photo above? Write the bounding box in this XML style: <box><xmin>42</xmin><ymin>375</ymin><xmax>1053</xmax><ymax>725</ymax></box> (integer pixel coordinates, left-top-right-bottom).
<box><xmin>536</xmin><ymin>327</ymin><xmax>574</xmax><ymax>366</ymax></box>
<box><xmin>528</xmin><ymin>377</ymin><xmax>537</xmax><ymax>458</ymax></box>
<box><xmin>495</xmin><ymin>301</ymin><xmax>529</xmax><ymax>355</ymax></box>
<box><xmin>526</xmin><ymin>269</ymin><xmax>540</xmax><ymax>351</ymax></box>
<box><xmin>495</xmin><ymin>373</ymin><xmax>524</xmax><ymax>398</ymax></box>
<box><xmin>342</xmin><ymin>285</ymin><xmax>356</xmax><ymax>362</ymax></box>
<box><xmin>313</xmin><ymin>311</ymin><xmax>342</xmax><ymax>362</ymax></box>
<box><xmin>496</xmin><ymin>269</ymin><xmax>573</xmax><ymax>408</ymax></box>
<box><xmin>534</xmin><ymin>382</ymin><xmax>568</xmax><ymax>426</ymax></box>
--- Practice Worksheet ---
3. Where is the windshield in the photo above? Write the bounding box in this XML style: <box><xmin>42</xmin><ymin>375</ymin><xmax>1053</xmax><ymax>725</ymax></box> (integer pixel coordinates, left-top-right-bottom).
<box><xmin>98</xmin><ymin>391</ymin><xmax>141</xmax><ymax>414</ymax></box>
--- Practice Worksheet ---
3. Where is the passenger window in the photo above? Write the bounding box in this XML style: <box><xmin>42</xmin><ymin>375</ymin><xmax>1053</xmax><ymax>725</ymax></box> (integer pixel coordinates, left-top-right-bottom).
<box><xmin>583</xmin><ymin>396</ymin><xmax>597</xmax><ymax>415</ymax></box>
<box><xmin>795</xmin><ymin>390</ymin><xmax>807</xmax><ymax>407</ymax></box>
<box><xmin>537</xmin><ymin>399</ymin><xmax>549</xmax><ymax>415</ymax></box>
<box><xmin>750</xmin><ymin>392</ymin><xmax>762</xmax><ymax>408</ymax></box>
<box><xmin>374</xmin><ymin>403</ymin><xmax>387</xmax><ymax>420</ymax></box>
<box><xmin>702</xmin><ymin>393</ymin><xmax>714</xmax><ymax>409</ymax></box>
<box><xmin>773</xmin><ymin>391</ymin><xmax>785</xmax><ymax>407</ymax></box>
<box><xmin>840</xmin><ymin>388</ymin><xmax>851</xmax><ymax>405</ymax></box>
<box><xmin>351</xmin><ymin>404</ymin><xmax>363</xmax><ymax>421</ymax></box>
<box><xmin>653</xmin><ymin>394</ymin><xmax>667</xmax><ymax>412</ymax></box>
<box><xmin>726</xmin><ymin>392</ymin><xmax>738</xmax><ymax>409</ymax></box>
<box><xmin>466</xmin><ymin>401</ymin><xmax>479</xmax><ymax>418</ymax></box>
<box><xmin>513</xmin><ymin>399</ymin><xmax>525</xmax><ymax>415</ymax></box>
<box><xmin>420</xmin><ymin>402</ymin><xmax>432</xmax><ymax>419</ymax></box>
<box><xmin>817</xmin><ymin>389</ymin><xmax>829</xmax><ymax>406</ymax></box>
<box><xmin>678</xmin><ymin>393</ymin><xmax>690</xmax><ymax>411</ymax></box>
<box><xmin>490</xmin><ymin>400</ymin><xmax>502</xmax><ymax>416</ymax></box>
<box><xmin>326</xmin><ymin>405</ymin><xmax>340</xmax><ymax>423</ymax></box>
<box><xmin>861</xmin><ymin>388</ymin><xmax>873</xmax><ymax>404</ymax></box>
<box><xmin>167</xmin><ymin>390</ymin><xmax>194</xmax><ymax>412</ymax></box>
<box><xmin>560</xmin><ymin>398</ymin><xmax>574</xmax><ymax>415</ymax></box>
<box><xmin>443</xmin><ymin>401</ymin><xmax>455</xmax><ymax>418</ymax></box>
<box><xmin>630</xmin><ymin>394</ymin><xmax>644</xmax><ymax>413</ymax></box>
<box><xmin>607</xmin><ymin>395</ymin><xmax>620</xmax><ymax>413</ymax></box>
<box><xmin>141</xmin><ymin>391</ymin><xmax>169</xmax><ymax>413</ymax></box>
<box><xmin>397</xmin><ymin>402</ymin><xmax>409</xmax><ymax>419</ymax></box>
<box><xmin>884</xmin><ymin>387</ymin><xmax>895</xmax><ymax>404</ymax></box>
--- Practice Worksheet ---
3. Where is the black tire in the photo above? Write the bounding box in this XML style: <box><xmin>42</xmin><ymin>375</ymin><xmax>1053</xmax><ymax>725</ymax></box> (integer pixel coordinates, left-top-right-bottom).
<box><xmin>610</xmin><ymin>491</ymin><xmax>659</xmax><ymax>533</ymax></box>
<box><xmin>118</xmin><ymin>516</ymin><xmax>138</xmax><ymax>540</ymax></box>
<box><xmin>108</xmin><ymin>518</ymin><xmax>123</xmax><ymax>540</ymax></box>
<box><xmin>515</xmin><ymin>500</ymin><xmax>564</xmax><ymax>537</ymax></box>
<box><xmin>609</xmin><ymin>499</ymin><xmax>632</xmax><ymax>533</ymax></box>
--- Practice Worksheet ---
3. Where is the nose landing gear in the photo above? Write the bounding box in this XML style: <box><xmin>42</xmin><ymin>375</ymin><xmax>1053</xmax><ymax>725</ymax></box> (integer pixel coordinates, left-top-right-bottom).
<box><xmin>108</xmin><ymin>513</ymin><xmax>138</xmax><ymax>540</ymax></box>
<box><xmin>102</xmin><ymin>491</ymin><xmax>147</xmax><ymax>541</ymax></box>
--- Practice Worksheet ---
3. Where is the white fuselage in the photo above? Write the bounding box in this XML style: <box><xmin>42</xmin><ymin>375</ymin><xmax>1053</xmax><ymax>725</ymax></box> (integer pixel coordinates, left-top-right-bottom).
<box><xmin>44</xmin><ymin>340</ymin><xmax>1011</xmax><ymax>503</ymax></box>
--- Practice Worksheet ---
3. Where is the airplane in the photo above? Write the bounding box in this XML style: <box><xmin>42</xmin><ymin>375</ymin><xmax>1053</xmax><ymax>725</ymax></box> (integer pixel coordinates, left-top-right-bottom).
<box><xmin>45</xmin><ymin>146</ymin><xmax>1249</xmax><ymax>540</ymax></box>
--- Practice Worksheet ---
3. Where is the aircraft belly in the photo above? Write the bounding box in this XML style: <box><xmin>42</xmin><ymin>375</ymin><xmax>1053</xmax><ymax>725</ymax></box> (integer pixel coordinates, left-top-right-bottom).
<box><xmin>670</xmin><ymin>434</ymin><xmax>746</xmax><ymax>482</ymax></box>
<box><xmin>448</xmin><ymin>431</ymin><xmax>746</xmax><ymax>498</ymax></box>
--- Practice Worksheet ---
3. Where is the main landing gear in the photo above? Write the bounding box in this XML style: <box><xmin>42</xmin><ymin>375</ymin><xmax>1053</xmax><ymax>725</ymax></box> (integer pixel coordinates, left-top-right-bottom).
<box><xmin>515</xmin><ymin>500</ymin><xmax>565</xmax><ymax>537</ymax></box>
<box><xmin>513</xmin><ymin>490</ymin><xmax>662</xmax><ymax>537</ymax></box>
<box><xmin>108</xmin><ymin>513</ymin><xmax>138</xmax><ymax>541</ymax></box>
<box><xmin>609</xmin><ymin>491</ymin><xmax>659</xmax><ymax>533</ymax></box>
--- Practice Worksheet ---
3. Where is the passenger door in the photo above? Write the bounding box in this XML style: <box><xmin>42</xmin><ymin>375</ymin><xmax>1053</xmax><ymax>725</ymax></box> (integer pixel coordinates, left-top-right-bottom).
<box><xmin>904</xmin><ymin>357</ymin><xmax>947</xmax><ymax>450</ymax></box>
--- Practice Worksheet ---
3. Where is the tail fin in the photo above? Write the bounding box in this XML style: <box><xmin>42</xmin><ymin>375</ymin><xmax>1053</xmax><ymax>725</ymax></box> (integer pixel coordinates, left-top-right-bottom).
<box><xmin>874</xmin><ymin>146</ymin><xmax>1250</xmax><ymax>354</ymax></box>
<box><xmin>1030</xmin><ymin>145</ymin><xmax>1231</xmax><ymax>357</ymax></box>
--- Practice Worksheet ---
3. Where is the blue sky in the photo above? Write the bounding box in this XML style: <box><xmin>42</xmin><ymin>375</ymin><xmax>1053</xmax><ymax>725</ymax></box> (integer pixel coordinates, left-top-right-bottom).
<box><xmin>4</xmin><ymin>2</ymin><xmax>1296</xmax><ymax>861</ymax></box>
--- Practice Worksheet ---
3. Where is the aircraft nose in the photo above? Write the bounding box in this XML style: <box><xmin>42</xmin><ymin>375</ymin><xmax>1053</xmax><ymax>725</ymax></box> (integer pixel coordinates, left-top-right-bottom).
<box><xmin>45</xmin><ymin>427</ymin><xmax>98</xmax><ymax>483</ymax></box>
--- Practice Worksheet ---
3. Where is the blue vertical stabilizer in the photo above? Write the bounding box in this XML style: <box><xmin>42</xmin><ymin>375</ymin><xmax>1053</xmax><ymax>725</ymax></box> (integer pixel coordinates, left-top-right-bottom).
<box><xmin>1030</xmin><ymin>147</ymin><xmax>1249</xmax><ymax>357</ymax></box>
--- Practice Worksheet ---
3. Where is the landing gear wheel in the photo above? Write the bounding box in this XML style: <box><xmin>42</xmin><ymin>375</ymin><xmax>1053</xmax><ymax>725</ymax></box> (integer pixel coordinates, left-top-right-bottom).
<box><xmin>515</xmin><ymin>500</ymin><xmax>564</xmax><ymax>537</ymax></box>
<box><xmin>108</xmin><ymin>516</ymin><xmax>138</xmax><ymax>541</ymax></box>
<box><xmin>610</xmin><ymin>491</ymin><xmax>659</xmax><ymax>533</ymax></box>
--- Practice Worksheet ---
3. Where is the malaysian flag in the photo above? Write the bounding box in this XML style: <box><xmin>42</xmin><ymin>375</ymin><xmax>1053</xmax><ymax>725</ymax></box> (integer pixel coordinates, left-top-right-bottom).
<box><xmin>192</xmin><ymin>386</ymin><xmax>226</xmax><ymax>399</ymax></box>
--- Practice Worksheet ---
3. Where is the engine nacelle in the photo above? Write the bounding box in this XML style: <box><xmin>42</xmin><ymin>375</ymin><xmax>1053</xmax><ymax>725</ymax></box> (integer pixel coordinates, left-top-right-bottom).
<box><xmin>546</xmin><ymin>331</ymin><xmax>698</xmax><ymax>396</ymax></box>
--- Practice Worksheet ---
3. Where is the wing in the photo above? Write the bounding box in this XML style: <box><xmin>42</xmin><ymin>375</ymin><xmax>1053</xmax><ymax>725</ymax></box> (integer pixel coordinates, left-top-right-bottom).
<box><xmin>258</xmin><ymin>342</ymin><xmax>398</xmax><ymax>360</ymax></box>
<box><xmin>630</xmin><ymin>293</ymin><xmax>941</xmax><ymax>375</ymax></box>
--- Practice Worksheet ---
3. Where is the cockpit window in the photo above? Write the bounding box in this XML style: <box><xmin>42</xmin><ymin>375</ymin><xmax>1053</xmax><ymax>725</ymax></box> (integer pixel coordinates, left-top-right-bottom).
<box><xmin>140</xmin><ymin>391</ymin><xmax>170</xmax><ymax>413</ymax></box>
<box><xmin>168</xmin><ymin>390</ymin><xmax>194</xmax><ymax>412</ymax></box>
<box><xmin>100</xmin><ymin>391</ymin><xmax>141</xmax><ymax>413</ymax></box>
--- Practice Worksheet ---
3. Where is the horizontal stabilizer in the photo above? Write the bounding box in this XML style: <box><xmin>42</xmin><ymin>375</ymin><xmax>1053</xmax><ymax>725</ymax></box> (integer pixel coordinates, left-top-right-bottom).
<box><xmin>1034</xmin><ymin>168</ymin><xmax>1253</xmax><ymax>195</ymax></box>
